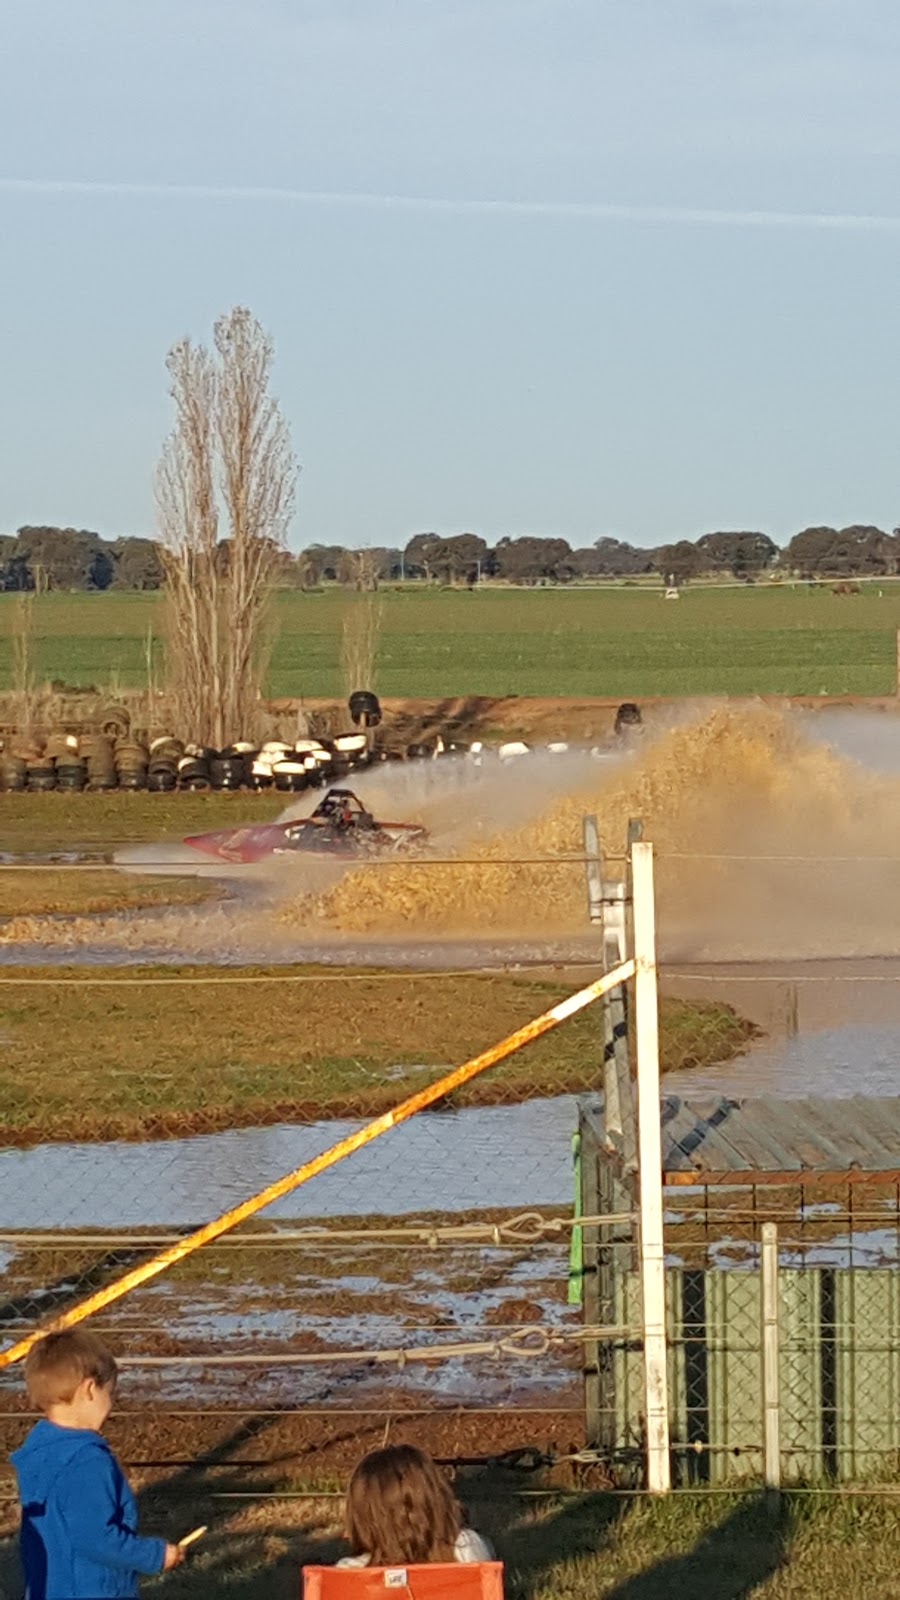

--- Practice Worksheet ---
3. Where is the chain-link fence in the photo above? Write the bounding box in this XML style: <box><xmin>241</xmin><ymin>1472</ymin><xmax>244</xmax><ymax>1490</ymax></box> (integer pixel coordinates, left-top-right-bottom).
<box><xmin>5</xmin><ymin>833</ymin><xmax>900</xmax><ymax>1504</ymax></box>
<box><xmin>0</xmin><ymin>954</ymin><xmax>635</xmax><ymax>1497</ymax></box>
<box><xmin>579</xmin><ymin>1126</ymin><xmax>900</xmax><ymax>1488</ymax></box>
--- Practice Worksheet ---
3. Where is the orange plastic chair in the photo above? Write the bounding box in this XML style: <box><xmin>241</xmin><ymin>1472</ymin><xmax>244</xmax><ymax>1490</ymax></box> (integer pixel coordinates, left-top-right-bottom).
<box><xmin>302</xmin><ymin>1564</ymin><xmax>504</xmax><ymax>1600</ymax></box>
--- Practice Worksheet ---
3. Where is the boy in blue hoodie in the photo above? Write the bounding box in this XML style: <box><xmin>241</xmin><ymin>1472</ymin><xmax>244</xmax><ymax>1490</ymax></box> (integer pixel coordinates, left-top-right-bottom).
<box><xmin>11</xmin><ymin>1329</ymin><xmax>182</xmax><ymax>1600</ymax></box>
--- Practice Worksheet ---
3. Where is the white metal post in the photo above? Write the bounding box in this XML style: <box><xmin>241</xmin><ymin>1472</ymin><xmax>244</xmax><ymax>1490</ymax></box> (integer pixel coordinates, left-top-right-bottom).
<box><xmin>631</xmin><ymin>840</ymin><xmax>671</xmax><ymax>1493</ymax></box>
<box><xmin>761</xmin><ymin>1222</ymin><xmax>781</xmax><ymax>1494</ymax></box>
<box><xmin>583</xmin><ymin>816</ymin><xmax>624</xmax><ymax>1146</ymax></box>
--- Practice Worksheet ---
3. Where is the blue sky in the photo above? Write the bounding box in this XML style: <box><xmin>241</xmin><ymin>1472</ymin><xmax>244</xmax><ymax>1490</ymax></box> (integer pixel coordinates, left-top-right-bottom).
<box><xmin>2</xmin><ymin>0</ymin><xmax>899</xmax><ymax>550</ymax></box>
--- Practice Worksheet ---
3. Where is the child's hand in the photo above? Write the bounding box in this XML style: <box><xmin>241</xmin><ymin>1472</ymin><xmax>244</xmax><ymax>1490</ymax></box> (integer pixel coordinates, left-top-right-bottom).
<box><xmin>163</xmin><ymin>1544</ymin><xmax>184</xmax><ymax>1571</ymax></box>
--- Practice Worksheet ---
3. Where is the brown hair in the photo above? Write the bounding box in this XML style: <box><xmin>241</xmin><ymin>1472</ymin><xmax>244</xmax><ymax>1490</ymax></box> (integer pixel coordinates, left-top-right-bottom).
<box><xmin>24</xmin><ymin>1331</ymin><xmax>117</xmax><ymax>1411</ymax></box>
<box><xmin>345</xmin><ymin>1445</ymin><xmax>462</xmax><ymax>1566</ymax></box>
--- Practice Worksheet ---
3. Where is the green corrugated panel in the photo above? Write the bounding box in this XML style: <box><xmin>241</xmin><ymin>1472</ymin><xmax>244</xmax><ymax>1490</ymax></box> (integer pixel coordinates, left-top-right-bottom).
<box><xmin>705</xmin><ymin>1271</ymin><xmax>763</xmax><ymax>1484</ymax></box>
<box><xmin>612</xmin><ymin>1265</ymin><xmax>900</xmax><ymax>1487</ymax></box>
<box><xmin>613</xmin><ymin>1269</ymin><xmax>645</xmax><ymax>1467</ymax></box>
<box><xmin>835</xmin><ymin>1269</ymin><xmax>900</xmax><ymax>1479</ymax></box>
<box><xmin>611</xmin><ymin>1270</ymin><xmax>697</xmax><ymax>1484</ymax></box>
<box><xmin>778</xmin><ymin>1269</ymin><xmax>823</xmax><ymax>1482</ymax></box>
<box><xmin>568</xmin><ymin>1132</ymin><xmax>583</xmax><ymax>1306</ymax></box>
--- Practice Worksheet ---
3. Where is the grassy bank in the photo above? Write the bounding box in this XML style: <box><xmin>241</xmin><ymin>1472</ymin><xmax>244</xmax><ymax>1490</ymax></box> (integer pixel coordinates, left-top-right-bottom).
<box><xmin>2</xmin><ymin>584</ymin><xmax>900</xmax><ymax>697</ymax></box>
<box><xmin>0</xmin><ymin>790</ymin><xmax>287</xmax><ymax>913</ymax></box>
<box><xmin>0</xmin><ymin>1483</ymin><xmax>890</xmax><ymax>1600</ymax></box>
<box><xmin>0</xmin><ymin>789</ymin><xmax>286</xmax><ymax>850</ymax></box>
<box><xmin>0</xmin><ymin>968</ymin><xmax>754</xmax><ymax>1143</ymax></box>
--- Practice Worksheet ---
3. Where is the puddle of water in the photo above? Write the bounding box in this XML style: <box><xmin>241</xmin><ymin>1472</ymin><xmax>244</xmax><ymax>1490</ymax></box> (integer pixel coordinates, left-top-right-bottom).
<box><xmin>0</xmin><ymin>1096</ymin><xmax>579</xmax><ymax>1229</ymax></box>
<box><xmin>676</xmin><ymin>1023</ymin><xmax>900</xmax><ymax>1098</ymax></box>
<box><xmin>0</xmin><ymin>929</ymin><xmax>604</xmax><ymax>969</ymax></box>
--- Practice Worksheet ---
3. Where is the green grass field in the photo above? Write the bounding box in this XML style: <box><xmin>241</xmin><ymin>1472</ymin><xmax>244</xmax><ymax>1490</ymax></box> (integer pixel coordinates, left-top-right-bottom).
<box><xmin>0</xmin><ymin>1484</ymin><xmax>891</xmax><ymax>1600</ymax></box>
<box><xmin>2</xmin><ymin>584</ymin><xmax>900</xmax><ymax>698</ymax></box>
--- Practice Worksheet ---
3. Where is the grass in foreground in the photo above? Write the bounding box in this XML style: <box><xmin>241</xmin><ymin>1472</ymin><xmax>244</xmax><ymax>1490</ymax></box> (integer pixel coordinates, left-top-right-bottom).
<box><xmin>0</xmin><ymin>968</ymin><xmax>753</xmax><ymax>1142</ymax></box>
<box><xmin>0</xmin><ymin>1485</ymin><xmax>891</xmax><ymax>1600</ymax></box>
<box><xmin>3</xmin><ymin>584</ymin><xmax>900</xmax><ymax>696</ymax></box>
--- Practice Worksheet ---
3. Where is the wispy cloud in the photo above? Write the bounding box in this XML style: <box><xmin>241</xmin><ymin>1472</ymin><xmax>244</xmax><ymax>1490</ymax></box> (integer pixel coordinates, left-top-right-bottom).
<box><xmin>2</xmin><ymin>176</ymin><xmax>900</xmax><ymax>231</ymax></box>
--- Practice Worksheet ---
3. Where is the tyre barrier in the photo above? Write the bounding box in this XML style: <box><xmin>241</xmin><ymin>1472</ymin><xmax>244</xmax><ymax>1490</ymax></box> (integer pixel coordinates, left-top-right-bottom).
<box><xmin>1</xmin><ymin>707</ymin><xmax>627</xmax><ymax>796</ymax></box>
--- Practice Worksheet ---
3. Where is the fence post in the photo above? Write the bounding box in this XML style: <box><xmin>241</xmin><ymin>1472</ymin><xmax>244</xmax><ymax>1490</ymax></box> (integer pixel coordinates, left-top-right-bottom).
<box><xmin>761</xmin><ymin>1221</ymin><xmax>781</xmax><ymax>1496</ymax></box>
<box><xmin>582</xmin><ymin>815</ymin><xmax>604</xmax><ymax>927</ymax></box>
<box><xmin>631</xmin><ymin>840</ymin><xmax>671</xmax><ymax>1493</ymax></box>
<box><xmin>583</xmin><ymin>816</ymin><xmax>625</xmax><ymax>1149</ymax></box>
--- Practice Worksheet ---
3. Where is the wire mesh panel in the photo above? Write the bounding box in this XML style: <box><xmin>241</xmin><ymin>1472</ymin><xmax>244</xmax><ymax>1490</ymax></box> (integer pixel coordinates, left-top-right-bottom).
<box><xmin>833</xmin><ymin>1270</ymin><xmax>900</xmax><ymax>1478</ymax></box>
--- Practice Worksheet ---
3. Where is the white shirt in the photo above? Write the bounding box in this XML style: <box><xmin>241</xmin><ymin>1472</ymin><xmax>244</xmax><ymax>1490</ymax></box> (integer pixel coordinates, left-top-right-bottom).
<box><xmin>337</xmin><ymin>1529</ymin><xmax>495</xmax><ymax>1567</ymax></box>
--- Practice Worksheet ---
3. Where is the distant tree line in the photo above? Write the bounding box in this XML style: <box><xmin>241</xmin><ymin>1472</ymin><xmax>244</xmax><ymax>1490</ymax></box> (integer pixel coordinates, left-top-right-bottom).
<box><xmin>278</xmin><ymin>524</ymin><xmax>900</xmax><ymax>587</ymax></box>
<box><xmin>3</xmin><ymin>522</ymin><xmax>900</xmax><ymax>592</ymax></box>
<box><xmin>0</xmin><ymin>527</ymin><xmax>164</xmax><ymax>592</ymax></box>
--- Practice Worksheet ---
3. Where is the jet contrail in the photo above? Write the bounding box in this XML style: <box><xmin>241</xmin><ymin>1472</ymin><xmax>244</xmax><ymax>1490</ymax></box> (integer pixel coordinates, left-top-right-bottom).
<box><xmin>1</xmin><ymin>176</ymin><xmax>899</xmax><ymax>231</ymax></box>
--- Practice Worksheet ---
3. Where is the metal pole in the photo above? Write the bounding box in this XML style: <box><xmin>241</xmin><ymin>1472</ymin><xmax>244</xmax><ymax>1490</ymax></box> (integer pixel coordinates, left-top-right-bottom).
<box><xmin>761</xmin><ymin>1221</ymin><xmax>781</xmax><ymax>1496</ymax></box>
<box><xmin>582</xmin><ymin>816</ymin><xmax>624</xmax><ymax>1148</ymax></box>
<box><xmin>631</xmin><ymin>840</ymin><xmax>671</xmax><ymax>1493</ymax></box>
<box><xmin>582</xmin><ymin>816</ymin><xmax>604</xmax><ymax>928</ymax></box>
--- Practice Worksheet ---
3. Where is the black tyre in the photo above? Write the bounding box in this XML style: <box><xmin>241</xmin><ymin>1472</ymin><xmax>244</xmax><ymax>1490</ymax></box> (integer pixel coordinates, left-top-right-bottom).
<box><xmin>27</xmin><ymin>766</ymin><xmax>57</xmax><ymax>792</ymax></box>
<box><xmin>56</xmin><ymin>762</ymin><xmax>88</xmax><ymax>791</ymax></box>
<box><xmin>209</xmin><ymin>756</ymin><xmax>245</xmax><ymax>790</ymax></box>
<box><xmin>99</xmin><ymin>705</ymin><xmax>131</xmax><ymax>739</ymax></box>
<box><xmin>147</xmin><ymin>767</ymin><xmax>178</xmax><ymax>793</ymax></box>
<box><xmin>178</xmin><ymin>757</ymin><xmax>211</xmax><ymax>791</ymax></box>
<box><xmin>117</xmin><ymin>767</ymin><xmax>147</xmax><ymax>791</ymax></box>
<box><xmin>348</xmin><ymin>689</ymin><xmax>382</xmax><ymax>727</ymax></box>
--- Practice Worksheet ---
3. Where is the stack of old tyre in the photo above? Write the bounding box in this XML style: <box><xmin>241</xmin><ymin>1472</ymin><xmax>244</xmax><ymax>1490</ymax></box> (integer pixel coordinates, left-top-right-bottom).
<box><xmin>81</xmin><ymin>734</ymin><xmax>117</xmax><ymax>791</ymax></box>
<box><xmin>178</xmin><ymin>746</ymin><xmax>213</xmax><ymax>791</ymax></box>
<box><xmin>0</xmin><ymin>746</ymin><xmax>27</xmax><ymax>791</ymax></box>
<box><xmin>247</xmin><ymin>737</ymin><xmax>363</xmax><ymax>793</ymax></box>
<box><xmin>115</xmin><ymin>737</ymin><xmax>149</xmax><ymax>791</ymax></box>
<box><xmin>210</xmin><ymin>743</ymin><xmax>256</xmax><ymax>791</ymax></box>
<box><xmin>48</xmin><ymin>734</ymin><xmax>88</xmax><ymax>792</ymax></box>
<box><xmin>24</xmin><ymin>741</ymin><xmax>57</xmax><ymax>792</ymax></box>
<box><xmin>147</xmin><ymin>737</ymin><xmax>182</xmax><ymax>793</ymax></box>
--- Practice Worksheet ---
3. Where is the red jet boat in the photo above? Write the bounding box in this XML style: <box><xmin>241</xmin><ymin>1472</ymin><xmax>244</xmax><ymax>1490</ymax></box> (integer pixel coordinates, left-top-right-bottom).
<box><xmin>183</xmin><ymin>788</ymin><xmax>429</xmax><ymax>865</ymax></box>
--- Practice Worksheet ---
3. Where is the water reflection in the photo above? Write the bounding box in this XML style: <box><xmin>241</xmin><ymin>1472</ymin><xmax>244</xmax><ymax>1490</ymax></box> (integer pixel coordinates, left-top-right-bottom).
<box><xmin>0</xmin><ymin>1095</ymin><xmax>580</xmax><ymax>1229</ymax></box>
<box><xmin>677</xmin><ymin>1023</ymin><xmax>900</xmax><ymax>1098</ymax></box>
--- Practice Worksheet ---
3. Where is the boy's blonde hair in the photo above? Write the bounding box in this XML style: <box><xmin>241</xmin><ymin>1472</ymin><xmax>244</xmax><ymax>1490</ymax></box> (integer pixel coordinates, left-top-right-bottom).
<box><xmin>24</xmin><ymin>1331</ymin><xmax>117</xmax><ymax>1411</ymax></box>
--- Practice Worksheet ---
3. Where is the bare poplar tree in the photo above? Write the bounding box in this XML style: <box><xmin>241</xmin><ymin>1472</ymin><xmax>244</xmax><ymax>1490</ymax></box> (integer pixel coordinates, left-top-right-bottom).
<box><xmin>340</xmin><ymin>589</ymin><xmax>383</xmax><ymax>701</ymax></box>
<box><xmin>156</xmin><ymin>308</ymin><xmax>296</xmax><ymax>747</ymax></box>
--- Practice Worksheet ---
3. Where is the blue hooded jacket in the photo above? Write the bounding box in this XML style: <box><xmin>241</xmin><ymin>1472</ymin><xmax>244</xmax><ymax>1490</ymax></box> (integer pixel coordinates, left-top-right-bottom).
<box><xmin>11</xmin><ymin>1420</ymin><xmax>166</xmax><ymax>1599</ymax></box>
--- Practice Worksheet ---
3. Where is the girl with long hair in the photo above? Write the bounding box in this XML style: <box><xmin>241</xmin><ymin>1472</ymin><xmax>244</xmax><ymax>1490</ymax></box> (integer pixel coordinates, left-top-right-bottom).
<box><xmin>338</xmin><ymin>1445</ymin><xmax>494</xmax><ymax>1568</ymax></box>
